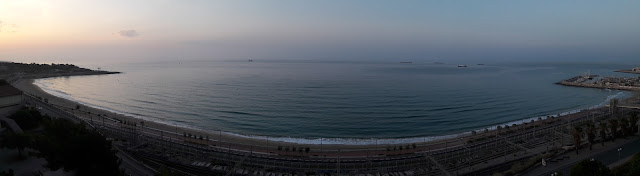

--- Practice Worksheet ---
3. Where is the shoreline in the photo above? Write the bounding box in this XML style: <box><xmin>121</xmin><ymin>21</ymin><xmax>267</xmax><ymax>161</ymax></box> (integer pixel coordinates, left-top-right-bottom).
<box><xmin>20</xmin><ymin>78</ymin><xmax>466</xmax><ymax>146</ymax></box>
<box><xmin>15</xmin><ymin>77</ymin><xmax>633</xmax><ymax>147</ymax></box>
<box><xmin>615</xmin><ymin>69</ymin><xmax>640</xmax><ymax>74</ymax></box>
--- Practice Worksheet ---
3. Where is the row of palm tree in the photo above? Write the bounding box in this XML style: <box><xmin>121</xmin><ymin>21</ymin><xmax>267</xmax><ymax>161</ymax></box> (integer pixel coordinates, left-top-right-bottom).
<box><xmin>491</xmin><ymin>117</ymin><xmax>550</xmax><ymax>137</ymax></box>
<box><xmin>572</xmin><ymin>114</ymin><xmax>639</xmax><ymax>154</ymax></box>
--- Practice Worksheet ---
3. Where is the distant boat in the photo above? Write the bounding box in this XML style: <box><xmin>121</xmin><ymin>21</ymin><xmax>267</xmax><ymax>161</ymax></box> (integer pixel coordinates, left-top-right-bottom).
<box><xmin>477</xmin><ymin>64</ymin><xmax>485</xmax><ymax>66</ymax></box>
<box><xmin>458</xmin><ymin>65</ymin><xmax>467</xmax><ymax>68</ymax></box>
<box><xmin>248</xmin><ymin>59</ymin><xmax>254</xmax><ymax>62</ymax></box>
<box><xmin>433</xmin><ymin>62</ymin><xmax>445</xmax><ymax>64</ymax></box>
<box><xmin>399</xmin><ymin>62</ymin><xmax>412</xmax><ymax>64</ymax></box>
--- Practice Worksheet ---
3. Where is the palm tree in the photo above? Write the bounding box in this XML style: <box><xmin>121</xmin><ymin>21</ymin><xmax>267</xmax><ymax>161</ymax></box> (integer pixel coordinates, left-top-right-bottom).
<box><xmin>572</xmin><ymin>126</ymin><xmax>583</xmax><ymax>154</ymax></box>
<box><xmin>585</xmin><ymin>123</ymin><xmax>596</xmax><ymax>150</ymax></box>
<box><xmin>608</xmin><ymin>119</ymin><xmax>618</xmax><ymax>142</ymax></box>
<box><xmin>619</xmin><ymin>118</ymin><xmax>629</xmax><ymax>137</ymax></box>
<box><xmin>598</xmin><ymin>122</ymin><xmax>607</xmax><ymax>146</ymax></box>
<box><xmin>630</xmin><ymin>115</ymin><xmax>639</xmax><ymax>134</ymax></box>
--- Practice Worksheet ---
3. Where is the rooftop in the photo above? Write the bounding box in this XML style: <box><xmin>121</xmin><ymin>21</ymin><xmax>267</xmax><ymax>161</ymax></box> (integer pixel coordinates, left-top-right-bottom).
<box><xmin>0</xmin><ymin>84</ymin><xmax>23</xmax><ymax>97</ymax></box>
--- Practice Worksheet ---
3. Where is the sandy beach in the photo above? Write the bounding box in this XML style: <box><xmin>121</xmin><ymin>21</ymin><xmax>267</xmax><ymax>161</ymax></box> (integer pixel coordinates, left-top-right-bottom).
<box><xmin>12</xmin><ymin>77</ymin><xmax>633</xmax><ymax>157</ymax></box>
<box><xmin>12</xmin><ymin>78</ymin><xmax>496</xmax><ymax>156</ymax></box>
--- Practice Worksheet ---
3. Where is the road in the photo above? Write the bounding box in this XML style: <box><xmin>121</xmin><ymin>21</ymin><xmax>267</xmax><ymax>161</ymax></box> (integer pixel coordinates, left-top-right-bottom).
<box><xmin>524</xmin><ymin>136</ymin><xmax>640</xmax><ymax>176</ymax></box>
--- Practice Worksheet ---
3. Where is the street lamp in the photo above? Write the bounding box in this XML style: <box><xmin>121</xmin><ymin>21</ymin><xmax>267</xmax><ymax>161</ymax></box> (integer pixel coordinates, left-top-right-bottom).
<box><xmin>617</xmin><ymin>148</ymin><xmax>623</xmax><ymax>161</ymax></box>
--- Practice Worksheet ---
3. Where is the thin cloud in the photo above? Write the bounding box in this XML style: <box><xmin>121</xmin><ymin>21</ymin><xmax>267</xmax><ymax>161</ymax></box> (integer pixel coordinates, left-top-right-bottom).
<box><xmin>117</xmin><ymin>30</ymin><xmax>139</xmax><ymax>38</ymax></box>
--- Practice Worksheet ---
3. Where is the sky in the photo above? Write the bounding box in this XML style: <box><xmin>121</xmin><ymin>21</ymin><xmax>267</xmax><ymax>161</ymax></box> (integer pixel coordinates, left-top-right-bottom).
<box><xmin>1</xmin><ymin>0</ymin><xmax>639</xmax><ymax>64</ymax></box>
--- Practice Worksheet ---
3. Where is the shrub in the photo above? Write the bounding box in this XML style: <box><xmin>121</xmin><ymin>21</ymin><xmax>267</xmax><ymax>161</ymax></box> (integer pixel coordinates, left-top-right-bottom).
<box><xmin>9</xmin><ymin>108</ymin><xmax>45</xmax><ymax>130</ymax></box>
<box><xmin>570</xmin><ymin>159</ymin><xmax>611</xmax><ymax>176</ymax></box>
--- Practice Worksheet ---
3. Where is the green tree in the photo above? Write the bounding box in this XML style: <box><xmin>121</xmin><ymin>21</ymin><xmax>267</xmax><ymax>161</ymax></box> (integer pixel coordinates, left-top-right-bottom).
<box><xmin>629</xmin><ymin>115</ymin><xmax>639</xmax><ymax>134</ymax></box>
<box><xmin>599</xmin><ymin>122</ymin><xmax>607</xmax><ymax>146</ymax></box>
<box><xmin>0</xmin><ymin>169</ymin><xmax>14</xmax><ymax>176</ymax></box>
<box><xmin>619</xmin><ymin>118</ymin><xmax>629</xmax><ymax>137</ymax></box>
<box><xmin>570</xmin><ymin>159</ymin><xmax>611</xmax><ymax>176</ymax></box>
<box><xmin>34</xmin><ymin>118</ymin><xmax>125</xmax><ymax>176</ymax></box>
<box><xmin>585</xmin><ymin>124</ymin><xmax>596</xmax><ymax>150</ymax></box>
<box><xmin>572</xmin><ymin>126</ymin><xmax>583</xmax><ymax>154</ymax></box>
<box><xmin>1</xmin><ymin>133</ymin><xmax>31</xmax><ymax>157</ymax></box>
<box><xmin>608</xmin><ymin>119</ymin><xmax>618</xmax><ymax>142</ymax></box>
<box><xmin>9</xmin><ymin>108</ymin><xmax>44</xmax><ymax>130</ymax></box>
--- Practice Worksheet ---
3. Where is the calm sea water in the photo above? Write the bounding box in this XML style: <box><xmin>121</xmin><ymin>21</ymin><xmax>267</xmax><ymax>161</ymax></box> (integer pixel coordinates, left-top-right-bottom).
<box><xmin>34</xmin><ymin>61</ymin><xmax>636</xmax><ymax>143</ymax></box>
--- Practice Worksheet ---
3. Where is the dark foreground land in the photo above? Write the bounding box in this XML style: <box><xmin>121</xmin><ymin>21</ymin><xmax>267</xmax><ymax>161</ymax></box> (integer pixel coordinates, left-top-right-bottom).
<box><xmin>1</xmin><ymin>108</ymin><xmax>125</xmax><ymax>176</ymax></box>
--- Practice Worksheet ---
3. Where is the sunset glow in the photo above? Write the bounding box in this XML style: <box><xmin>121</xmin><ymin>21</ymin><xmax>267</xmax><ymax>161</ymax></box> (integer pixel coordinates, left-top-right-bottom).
<box><xmin>1</xmin><ymin>0</ymin><xmax>639</xmax><ymax>64</ymax></box>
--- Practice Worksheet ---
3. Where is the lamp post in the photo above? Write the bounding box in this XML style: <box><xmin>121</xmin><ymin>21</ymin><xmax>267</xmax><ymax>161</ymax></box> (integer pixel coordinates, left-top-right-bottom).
<box><xmin>616</xmin><ymin>148</ymin><xmax>623</xmax><ymax>176</ymax></box>
<box><xmin>617</xmin><ymin>148</ymin><xmax>623</xmax><ymax>161</ymax></box>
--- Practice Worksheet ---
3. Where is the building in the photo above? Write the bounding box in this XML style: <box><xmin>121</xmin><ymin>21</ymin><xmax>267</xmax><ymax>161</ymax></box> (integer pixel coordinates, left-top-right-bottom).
<box><xmin>0</xmin><ymin>84</ymin><xmax>23</xmax><ymax>109</ymax></box>
<box><xmin>0</xmin><ymin>82</ymin><xmax>24</xmax><ymax>133</ymax></box>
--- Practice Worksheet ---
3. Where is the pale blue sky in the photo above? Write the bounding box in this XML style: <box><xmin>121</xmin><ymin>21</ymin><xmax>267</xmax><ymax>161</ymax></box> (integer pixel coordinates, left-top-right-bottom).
<box><xmin>1</xmin><ymin>0</ymin><xmax>639</xmax><ymax>63</ymax></box>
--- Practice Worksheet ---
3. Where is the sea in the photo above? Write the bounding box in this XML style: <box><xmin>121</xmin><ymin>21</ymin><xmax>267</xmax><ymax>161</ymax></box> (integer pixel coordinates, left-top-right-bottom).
<box><xmin>32</xmin><ymin>60</ymin><xmax>637</xmax><ymax>144</ymax></box>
